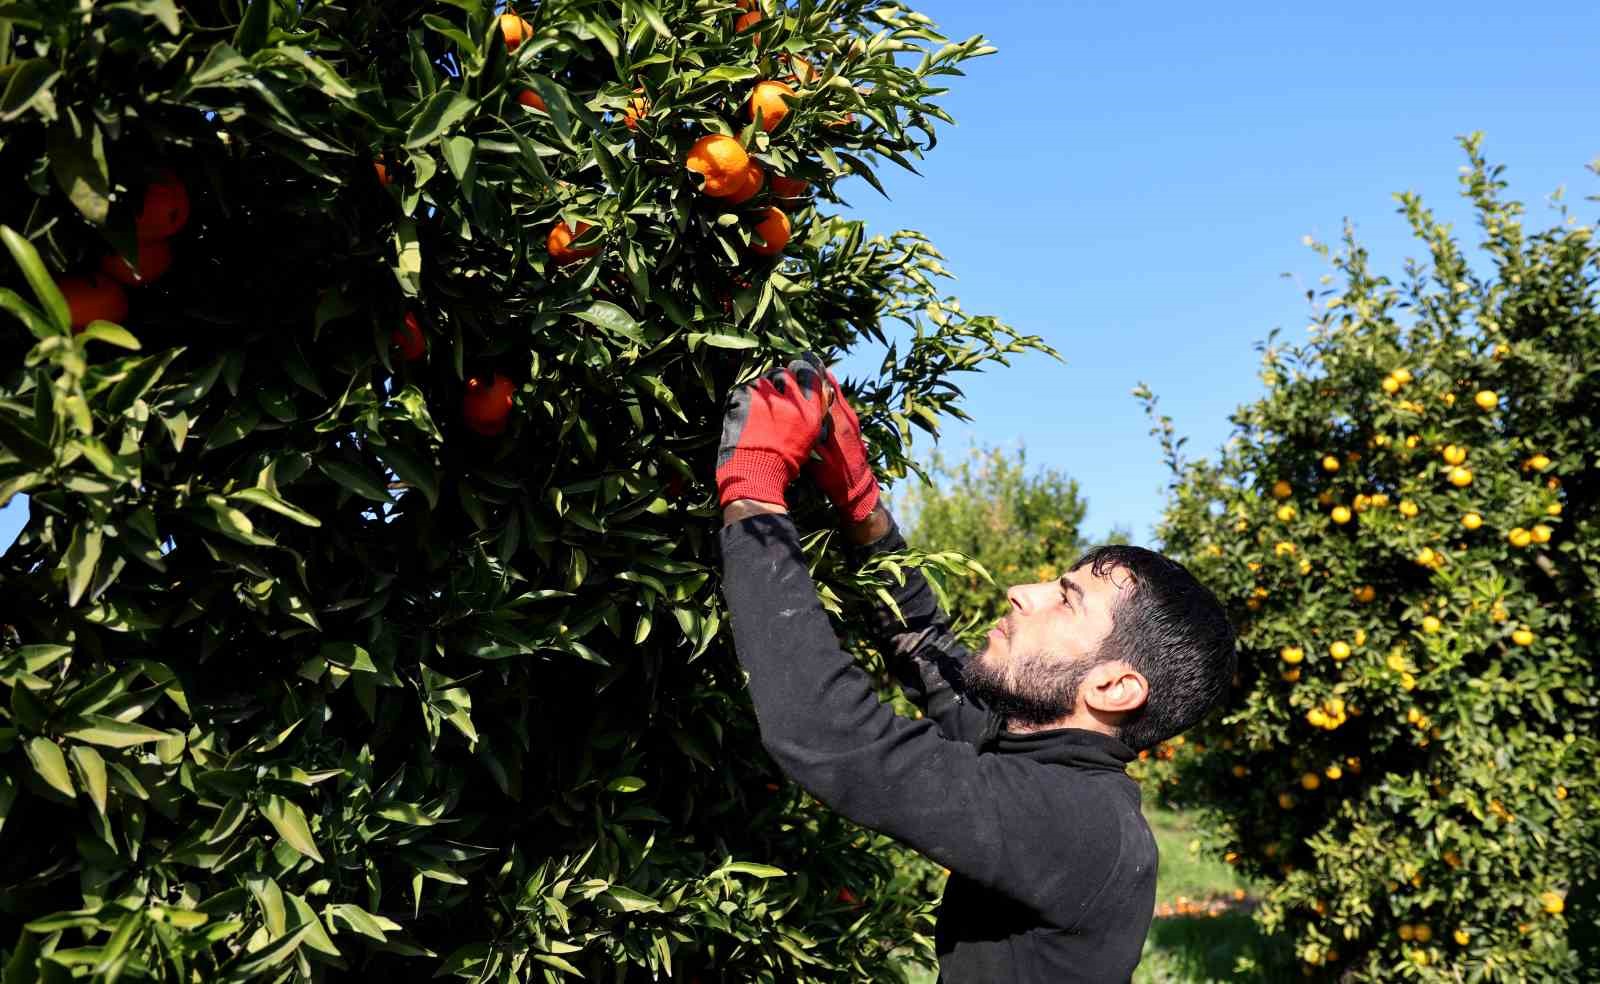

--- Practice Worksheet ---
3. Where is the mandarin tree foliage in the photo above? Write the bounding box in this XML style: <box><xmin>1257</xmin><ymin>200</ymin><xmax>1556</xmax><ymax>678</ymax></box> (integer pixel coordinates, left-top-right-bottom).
<box><xmin>894</xmin><ymin>445</ymin><xmax>1095</xmax><ymax>645</ymax></box>
<box><xmin>1135</xmin><ymin>138</ymin><xmax>1599</xmax><ymax>982</ymax></box>
<box><xmin>0</xmin><ymin>1</ymin><xmax>1049</xmax><ymax>980</ymax></box>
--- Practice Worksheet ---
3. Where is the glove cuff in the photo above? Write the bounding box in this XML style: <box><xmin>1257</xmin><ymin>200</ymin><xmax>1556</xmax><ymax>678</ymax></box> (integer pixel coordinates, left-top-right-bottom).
<box><xmin>717</xmin><ymin>448</ymin><xmax>795</xmax><ymax>509</ymax></box>
<box><xmin>839</xmin><ymin>474</ymin><xmax>881</xmax><ymax>524</ymax></box>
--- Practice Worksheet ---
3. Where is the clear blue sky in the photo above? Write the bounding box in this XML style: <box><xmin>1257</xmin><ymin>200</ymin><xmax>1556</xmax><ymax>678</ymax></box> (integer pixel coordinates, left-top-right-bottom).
<box><xmin>2</xmin><ymin>2</ymin><xmax>1597</xmax><ymax>552</ymax></box>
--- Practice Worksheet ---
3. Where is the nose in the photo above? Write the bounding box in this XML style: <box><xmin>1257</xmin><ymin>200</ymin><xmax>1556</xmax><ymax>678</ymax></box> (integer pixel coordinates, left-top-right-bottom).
<box><xmin>1006</xmin><ymin>585</ymin><xmax>1027</xmax><ymax>614</ymax></box>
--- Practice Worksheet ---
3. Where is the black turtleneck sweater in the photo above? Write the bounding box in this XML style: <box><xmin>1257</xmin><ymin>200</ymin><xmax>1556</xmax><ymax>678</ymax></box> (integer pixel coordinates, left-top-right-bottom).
<box><xmin>719</xmin><ymin>512</ymin><xmax>1157</xmax><ymax>983</ymax></box>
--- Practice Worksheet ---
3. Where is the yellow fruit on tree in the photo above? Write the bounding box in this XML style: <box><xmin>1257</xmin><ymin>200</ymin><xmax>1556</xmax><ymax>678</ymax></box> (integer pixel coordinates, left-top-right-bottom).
<box><xmin>1276</xmin><ymin>504</ymin><xmax>1296</xmax><ymax>522</ymax></box>
<box><xmin>1321</xmin><ymin>454</ymin><xmax>1340</xmax><ymax>473</ymax></box>
<box><xmin>1399</xmin><ymin>499</ymin><xmax>1419</xmax><ymax>517</ymax></box>
<box><xmin>1331</xmin><ymin>505</ymin><xmax>1352</xmax><ymax>525</ymax></box>
<box><xmin>1443</xmin><ymin>444</ymin><xmax>1467</xmax><ymax>464</ymax></box>
<box><xmin>1448</xmin><ymin>466</ymin><xmax>1472</xmax><ymax>487</ymax></box>
<box><xmin>1531</xmin><ymin>524</ymin><xmax>1552</xmax><ymax>543</ymax></box>
<box><xmin>1512</xmin><ymin>628</ymin><xmax>1534</xmax><ymax>646</ymax></box>
<box><xmin>1278</xmin><ymin>792</ymin><xmax>1296</xmax><ymax>810</ymax></box>
<box><xmin>1525</xmin><ymin>452</ymin><xmax>1551</xmax><ymax>471</ymax></box>
<box><xmin>1274</xmin><ymin>541</ymin><xmax>1295</xmax><ymax>557</ymax></box>
<box><xmin>1453</xmin><ymin>929</ymin><xmax>1470</xmax><ymax>946</ymax></box>
<box><xmin>1381</xmin><ymin>375</ymin><xmax>1400</xmax><ymax>394</ymax></box>
<box><xmin>1353</xmin><ymin>493</ymin><xmax>1372</xmax><ymax>512</ymax></box>
<box><xmin>1546</xmin><ymin>502</ymin><xmax>1562</xmax><ymax>516</ymax></box>
<box><xmin>1461</xmin><ymin>511</ymin><xmax>1482</xmax><ymax>530</ymax></box>
<box><xmin>1280</xmin><ymin>646</ymin><xmax>1304</xmax><ymax>665</ymax></box>
<box><xmin>1474</xmin><ymin>389</ymin><xmax>1498</xmax><ymax>410</ymax></box>
<box><xmin>1508</xmin><ymin>527</ymin><xmax>1531</xmax><ymax>547</ymax></box>
<box><xmin>1398</xmin><ymin>924</ymin><xmax>1415</xmax><ymax>942</ymax></box>
<box><xmin>1325</xmin><ymin>764</ymin><xmax>1342</xmax><ymax>780</ymax></box>
<box><xmin>1281</xmin><ymin>667</ymin><xmax>1301</xmax><ymax>682</ymax></box>
<box><xmin>1370</xmin><ymin>492</ymin><xmax>1390</xmax><ymax>508</ymax></box>
<box><xmin>1422</xmin><ymin>616</ymin><xmax>1441</xmax><ymax>634</ymax></box>
<box><xmin>1413</xmin><ymin>925</ymin><xmax>1433</xmax><ymax>943</ymax></box>
<box><xmin>1271</xmin><ymin>480</ymin><xmax>1292</xmax><ymax>499</ymax></box>
<box><xmin>1306</xmin><ymin>708</ymin><xmax>1328</xmax><ymax>728</ymax></box>
<box><xmin>1540</xmin><ymin>891</ymin><xmax>1564</xmax><ymax>915</ymax></box>
<box><xmin>1354</xmin><ymin>585</ymin><xmax>1376</xmax><ymax>604</ymax></box>
<box><xmin>1393</xmin><ymin>367</ymin><xmax>1413</xmax><ymax>384</ymax></box>
<box><xmin>1329</xmin><ymin>641</ymin><xmax>1350</xmax><ymax>660</ymax></box>
<box><xmin>685</xmin><ymin>134</ymin><xmax>751</xmax><ymax>196</ymax></box>
<box><xmin>1556</xmin><ymin>785</ymin><xmax>1568</xmax><ymax>800</ymax></box>
<box><xmin>1300</xmin><ymin>772</ymin><xmax>1320</xmax><ymax>791</ymax></box>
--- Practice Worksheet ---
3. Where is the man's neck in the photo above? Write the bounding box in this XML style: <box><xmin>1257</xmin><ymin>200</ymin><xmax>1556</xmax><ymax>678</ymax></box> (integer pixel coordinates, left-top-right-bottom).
<box><xmin>1004</xmin><ymin>712</ymin><xmax>1118</xmax><ymax>737</ymax></box>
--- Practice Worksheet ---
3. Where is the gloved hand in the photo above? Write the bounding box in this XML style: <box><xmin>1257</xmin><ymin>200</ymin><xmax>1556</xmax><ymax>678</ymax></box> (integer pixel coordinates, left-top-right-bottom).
<box><xmin>807</xmin><ymin>368</ymin><xmax>880</xmax><ymax>523</ymax></box>
<box><xmin>716</xmin><ymin>356</ymin><xmax>832</xmax><ymax>510</ymax></box>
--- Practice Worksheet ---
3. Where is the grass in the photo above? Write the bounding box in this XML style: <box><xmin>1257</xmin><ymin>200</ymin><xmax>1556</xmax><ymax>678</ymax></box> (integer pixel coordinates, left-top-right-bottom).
<box><xmin>1134</xmin><ymin>805</ymin><xmax>1296</xmax><ymax>983</ymax></box>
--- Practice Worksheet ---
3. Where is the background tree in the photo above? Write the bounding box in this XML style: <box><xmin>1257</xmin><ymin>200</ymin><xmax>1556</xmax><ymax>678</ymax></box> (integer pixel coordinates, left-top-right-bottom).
<box><xmin>1137</xmin><ymin>137</ymin><xmax>1598</xmax><ymax>982</ymax></box>
<box><xmin>897</xmin><ymin>444</ymin><xmax>1119</xmax><ymax>644</ymax></box>
<box><xmin>0</xmin><ymin>1</ymin><xmax>1046</xmax><ymax>980</ymax></box>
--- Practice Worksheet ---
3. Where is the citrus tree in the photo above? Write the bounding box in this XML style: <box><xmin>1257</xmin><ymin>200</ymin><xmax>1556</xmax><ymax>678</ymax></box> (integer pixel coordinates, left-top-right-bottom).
<box><xmin>894</xmin><ymin>444</ymin><xmax>1098</xmax><ymax>644</ymax></box>
<box><xmin>1136</xmin><ymin>137</ymin><xmax>1599</xmax><ymax>981</ymax></box>
<box><xmin>0</xmin><ymin>1</ymin><xmax>1047</xmax><ymax>979</ymax></box>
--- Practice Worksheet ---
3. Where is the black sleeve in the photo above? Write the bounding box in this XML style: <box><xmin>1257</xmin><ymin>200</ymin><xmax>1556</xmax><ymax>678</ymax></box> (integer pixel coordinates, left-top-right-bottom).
<box><xmin>719</xmin><ymin>514</ymin><xmax>1102</xmax><ymax>911</ymax></box>
<box><xmin>841</xmin><ymin>509</ymin><xmax>996</xmax><ymax>746</ymax></box>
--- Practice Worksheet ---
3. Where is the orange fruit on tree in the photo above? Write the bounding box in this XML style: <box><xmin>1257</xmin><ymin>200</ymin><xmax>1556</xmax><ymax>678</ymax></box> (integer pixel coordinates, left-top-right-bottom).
<box><xmin>748</xmin><ymin>206</ymin><xmax>790</xmax><ymax>256</ymax></box>
<box><xmin>722</xmin><ymin>162</ymin><xmax>765</xmax><ymax>205</ymax></box>
<box><xmin>1474</xmin><ymin>389</ymin><xmax>1498</xmax><ymax>410</ymax></box>
<box><xmin>1447</xmin><ymin>466</ymin><xmax>1472</xmax><ymax>487</ymax></box>
<box><xmin>1531</xmin><ymin>524</ymin><xmax>1552</xmax><ymax>543</ymax></box>
<box><xmin>392</xmin><ymin>312</ymin><xmax>426</xmax><ymax>362</ymax></box>
<box><xmin>500</xmin><ymin>13</ymin><xmax>531</xmax><ymax>51</ymax></box>
<box><xmin>623</xmin><ymin>89</ymin><xmax>648</xmax><ymax>130</ymax></box>
<box><xmin>463</xmin><ymin>373</ymin><xmax>515</xmax><ymax>436</ymax></box>
<box><xmin>748</xmin><ymin>80</ymin><xmax>795</xmax><ymax>132</ymax></box>
<box><xmin>548</xmin><ymin>221</ymin><xmax>599</xmax><ymax>265</ymax></box>
<box><xmin>685</xmin><ymin>134</ymin><xmax>750</xmax><ymax>196</ymax></box>
<box><xmin>1507</xmin><ymin>527</ymin><xmax>1531</xmax><ymax>548</ymax></box>
<box><xmin>57</xmin><ymin>273</ymin><xmax>130</xmax><ymax>331</ymax></box>
<box><xmin>734</xmin><ymin>9</ymin><xmax>764</xmax><ymax>45</ymax></box>
<box><xmin>1271</xmin><ymin>479</ymin><xmax>1292</xmax><ymax>499</ymax></box>
<box><xmin>373</xmin><ymin>161</ymin><xmax>393</xmax><ymax>186</ymax></box>
<box><xmin>1461</xmin><ymin>511</ymin><xmax>1482</xmax><ymax>530</ymax></box>
<box><xmin>135</xmin><ymin>171</ymin><xmax>190</xmax><ymax>240</ymax></box>
<box><xmin>99</xmin><ymin>238</ymin><xmax>173</xmax><ymax>286</ymax></box>
<box><xmin>516</xmin><ymin>89</ymin><xmax>547</xmax><ymax>112</ymax></box>
<box><xmin>1330</xmin><ymin>505</ymin><xmax>1351</xmax><ymax>525</ymax></box>
<box><xmin>770</xmin><ymin>174</ymin><xmax>810</xmax><ymax>206</ymax></box>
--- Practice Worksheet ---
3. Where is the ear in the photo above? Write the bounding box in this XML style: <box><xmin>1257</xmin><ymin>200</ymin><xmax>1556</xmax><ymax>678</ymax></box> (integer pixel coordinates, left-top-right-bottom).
<box><xmin>1081</xmin><ymin>661</ymin><xmax>1148</xmax><ymax>715</ymax></box>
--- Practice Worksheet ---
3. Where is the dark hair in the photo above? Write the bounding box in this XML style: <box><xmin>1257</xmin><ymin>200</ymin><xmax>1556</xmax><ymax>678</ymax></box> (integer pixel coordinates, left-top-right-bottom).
<box><xmin>1069</xmin><ymin>545</ymin><xmax>1236</xmax><ymax>751</ymax></box>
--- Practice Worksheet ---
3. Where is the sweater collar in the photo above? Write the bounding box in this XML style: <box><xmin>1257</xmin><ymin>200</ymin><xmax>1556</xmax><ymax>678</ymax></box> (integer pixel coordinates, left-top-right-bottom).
<box><xmin>985</xmin><ymin>724</ymin><xmax>1136</xmax><ymax>772</ymax></box>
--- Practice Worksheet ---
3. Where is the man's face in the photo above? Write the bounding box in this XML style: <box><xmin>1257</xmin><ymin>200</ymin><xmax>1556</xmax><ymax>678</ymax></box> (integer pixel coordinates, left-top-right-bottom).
<box><xmin>961</xmin><ymin>564</ymin><xmax>1130</xmax><ymax>727</ymax></box>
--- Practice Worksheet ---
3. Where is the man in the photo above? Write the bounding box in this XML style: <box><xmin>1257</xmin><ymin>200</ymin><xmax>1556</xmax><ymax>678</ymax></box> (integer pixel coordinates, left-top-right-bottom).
<box><xmin>715</xmin><ymin>358</ymin><xmax>1238</xmax><ymax>982</ymax></box>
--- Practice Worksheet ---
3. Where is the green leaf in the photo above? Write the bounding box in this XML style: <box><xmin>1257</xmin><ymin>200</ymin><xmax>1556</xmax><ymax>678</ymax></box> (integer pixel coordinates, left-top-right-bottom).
<box><xmin>531</xmin><ymin>953</ymin><xmax>584</xmax><ymax>975</ymax></box>
<box><xmin>0</xmin><ymin>287</ymin><xmax>56</xmax><ymax>339</ymax></box>
<box><xmin>599</xmin><ymin>886</ymin><xmax>659</xmax><ymax>913</ymax></box>
<box><xmin>187</xmin><ymin>43</ymin><xmax>249</xmax><ymax>87</ymax></box>
<box><xmin>260</xmin><ymin>795</ymin><xmax>324</xmax><ymax>863</ymax></box>
<box><xmin>74</xmin><ymin>322</ymin><xmax>141</xmax><ymax>350</ymax></box>
<box><xmin>285</xmin><ymin>894</ymin><xmax>340</xmax><ymax>957</ymax></box>
<box><xmin>375</xmin><ymin>803</ymin><xmax>438</xmax><ymax>826</ymax></box>
<box><xmin>64</xmin><ymin>716</ymin><xmax>175</xmax><ymax>749</ymax></box>
<box><xmin>723</xmin><ymin>861</ymin><xmax>788</xmax><ymax>879</ymax></box>
<box><xmin>26</xmin><ymin>737</ymin><xmax>75</xmax><ymax>798</ymax></box>
<box><xmin>404</xmin><ymin>91</ymin><xmax>475</xmax><ymax>149</ymax></box>
<box><xmin>605</xmin><ymin>776</ymin><xmax>645</xmax><ymax>793</ymax></box>
<box><xmin>47</xmin><ymin>118</ymin><xmax>111</xmax><ymax>226</ymax></box>
<box><xmin>1</xmin><ymin>226</ymin><xmax>70</xmax><ymax>333</ymax></box>
<box><xmin>317</xmin><ymin>460</ymin><xmax>392</xmax><ymax>503</ymax></box>
<box><xmin>63</xmin><ymin>523</ymin><xmax>103</xmax><ymax>608</ymax></box>
<box><xmin>688</xmin><ymin>331</ymin><xmax>759</xmax><ymax>350</ymax></box>
<box><xmin>0</xmin><ymin>58</ymin><xmax>61</xmax><ymax>122</ymax></box>
<box><xmin>19</xmin><ymin>644</ymin><xmax>72</xmax><ymax>673</ymax></box>
<box><xmin>68</xmin><ymin>746</ymin><xmax>108</xmax><ymax>816</ymax></box>
<box><xmin>229</xmin><ymin>487</ymin><xmax>322</xmax><ymax>528</ymax></box>
<box><xmin>325</xmin><ymin>904</ymin><xmax>391</xmax><ymax>942</ymax></box>
<box><xmin>223</xmin><ymin>922</ymin><xmax>315</xmax><ymax>981</ymax></box>
<box><xmin>233</xmin><ymin>0</ymin><xmax>273</xmax><ymax>54</ymax></box>
<box><xmin>0</xmin><ymin>774</ymin><xmax>16</xmax><ymax>835</ymax></box>
<box><xmin>572</xmin><ymin>300</ymin><xmax>644</xmax><ymax>343</ymax></box>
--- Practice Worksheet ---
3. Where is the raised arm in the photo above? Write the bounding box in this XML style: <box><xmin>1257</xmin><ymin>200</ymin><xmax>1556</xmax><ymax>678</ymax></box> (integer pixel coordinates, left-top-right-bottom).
<box><xmin>839</xmin><ymin>503</ymin><xmax>995</xmax><ymax>746</ymax></box>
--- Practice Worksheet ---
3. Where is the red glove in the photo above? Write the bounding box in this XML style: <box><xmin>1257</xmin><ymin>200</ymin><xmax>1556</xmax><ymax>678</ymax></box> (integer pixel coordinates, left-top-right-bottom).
<box><xmin>807</xmin><ymin>369</ymin><xmax>880</xmax><ymax>523</ymax></box>
<box><xmin>716</xmin><ymin>357</ymin><xmax>831</xmax><ymax>509</ymax></box>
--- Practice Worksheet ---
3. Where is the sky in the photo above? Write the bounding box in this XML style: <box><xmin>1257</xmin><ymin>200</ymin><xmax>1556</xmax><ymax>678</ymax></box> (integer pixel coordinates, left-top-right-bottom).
<box><xmin>2</xmin><ymin>1</ymin><xmax>1598</xmax><ymax>552</ymax></box>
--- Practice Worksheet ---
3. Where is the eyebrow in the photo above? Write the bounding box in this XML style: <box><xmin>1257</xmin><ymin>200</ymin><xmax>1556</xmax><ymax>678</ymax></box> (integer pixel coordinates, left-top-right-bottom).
<box><xmin>1057</xmin><ymin>575</ymin><xmax>1085</xmax><ymax>612</ymax></box>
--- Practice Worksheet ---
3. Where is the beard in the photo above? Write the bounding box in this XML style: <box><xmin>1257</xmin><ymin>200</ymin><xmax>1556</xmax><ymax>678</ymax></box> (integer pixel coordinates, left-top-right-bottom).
<box><xmin>961</xmin><ymin>638</ymin><xmax>1092</xmax><ymax>729</ymax></box>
